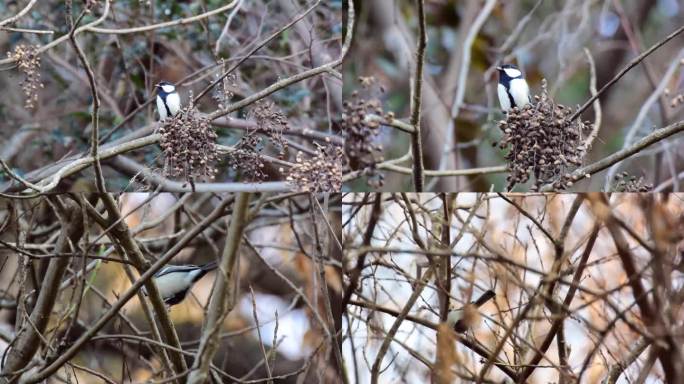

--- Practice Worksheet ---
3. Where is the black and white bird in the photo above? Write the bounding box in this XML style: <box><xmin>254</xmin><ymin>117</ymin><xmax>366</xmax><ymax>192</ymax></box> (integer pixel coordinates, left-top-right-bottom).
<box><xmin>496</xmin><ymin>64</ymin><xmax>531</xmax><ymax>112</ymax></box>
<box><xmin>446</xmin><ymin>290</ymin><xmax>495</xmax><ymax>333</ymax></box>
<box><xmin>143</xmin><ymin>261</ymin><xmax>218</xmax><ymax>306</ymax></box>
<box><xmin>155</xmin><ymin>81</ymin><xmax>181</xmax><ymax>120</ymax></box>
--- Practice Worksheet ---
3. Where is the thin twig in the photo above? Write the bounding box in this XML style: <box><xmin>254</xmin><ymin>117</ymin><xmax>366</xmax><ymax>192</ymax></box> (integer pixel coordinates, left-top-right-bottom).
<box><xmin>195</xmin><ymin>0</ymin><xmax>322</xmax><ymax>104</ymax></box>
<box><xmin>188</xmin><ymin>193</ymin><xmax>251</xmax><ymax>384</ymax></box>
<box><xmin>603</xmin><ymin>49</ymin><xmax>684</xmax><ymax>188</ymax></box>
<box><xmin>369</xmin><ymin>266</ymin><xmax>435</xmax><ymax>384</ymax></box>
<box><xmin>582</xmin><ymin>48</ymin><xmax>601</xmax><ymax>151</ymax></box>
<box><xmin>0</xmin><ymin>0</ymin><xmax>112</xmax><ymax>67</ymax></box>
<box><xmin>542</xmin><ymin>120</ymin><xmax>684</xmax><ymax>191</ymax></box>
<box><xmin>0</xmin><ymin>0</ymin><xmax>39</xmax><ymax>27</ymax></box>
<box><xmin>68</xmin><ymin>4</ymin><xmax>105</xmax><ymax>193</ymax></box>
<box><xmin>215</xmin><ymin>0</ymin><xmax>244</xmax><ymax>55</ymax></box>
<box><xmin>568</xmin><ymin>24</ymin><xmax>684</xmax><ymax>122</ymax></box>
<box><xmin>87</xmin><ymin>1</ymin><xmax>238</xmax><ymax>35</ymax></box>
<box><xmin>408</xmin><ymin>0</ymin><xmax>427</xmax><ymax>191</ymax></box>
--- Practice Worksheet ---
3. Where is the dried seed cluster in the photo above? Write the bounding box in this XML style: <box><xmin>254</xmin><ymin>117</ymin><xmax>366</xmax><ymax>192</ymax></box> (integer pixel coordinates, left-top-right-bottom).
<box><xmin>226</xmin><ymin>132</ymin><xmax>267</xmax><ymax>182</ymax></box>
<box><xmin>612</xmin><ymin>172</ymin><xmax>653</xmax><ymax>192</ymax></box>
<box><xmin>8</xmin><ymin>44</ymin><xmax>43</xmax><ymax>110</ymax></box>
<box><xmin>496</xmin><ymin>79</ymin><xmax>590</xmax><ymax>191</ymax></box>
<box><xmin>342</xmin><ymin>77</ymin><xmax>387</xmax><ymax>188</ymax></box>
<box><xmin>159</xmin><ymin>106</ymin><xmax>218</xmax><ymax>182</ymax></box>
<box><xmin>287</xmin><ymin>140</ymin><xmax>345</xmax><ymax>192</ymax></box>
<box><xmin>247</xmin><ymin>100</ymin><xmax>288</xmax><ymax>157</ymax></box>
<box><xmin>225</xmin><ymin>101</ymin><xmax>290</xmax><ymax>182</ymax></box>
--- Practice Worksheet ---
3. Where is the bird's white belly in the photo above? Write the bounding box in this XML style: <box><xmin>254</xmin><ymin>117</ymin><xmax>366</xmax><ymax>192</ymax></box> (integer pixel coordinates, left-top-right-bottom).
<box><xmin>446</xmin><ymin>309</ymin><xmax>463</xmax><ymax>327</ymax></box>
<box><xmin>497</xmin><ymin>83</ymin><xmax>511</xmax><ymax>111</ymax></box>
<box><xmin>509</xmin><ymin>78</ymin><xmax>530</xmax><ymax>109</ymax></box>
<box><xmin>166</xmin><ymin>93</ymin><xmax>181</xmax><ymax>116</ymax></box>
<box><xmin>153</xmin><ymin>273</ymin><xmax>187</xmax><ymax>298</ymax></box>
<box><xmin>156</xmin><ymin>95</ymin><xmax>168</xmax><ymax>120</ymax></box>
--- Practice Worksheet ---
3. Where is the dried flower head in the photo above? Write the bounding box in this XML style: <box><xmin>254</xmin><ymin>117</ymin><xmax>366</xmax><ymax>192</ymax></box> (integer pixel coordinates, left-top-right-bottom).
<box><xmin>287</xmin><ymin>140</ymin><xmax>345</xmax><ymax>192</ymax></box>
<box><xmin>247</xmin><ymin>100</ymin><xmax>288</xmax><ymax>156</ymax></box>
<box><xmin>226</xmin><ymin>131</ymin><xmax>267</xmax><ymax>182</ymax></box>
<box><xmin>496</xmin><ymin>79</ymin><xmax>591</xmax><ymax>191</ymax></box>
<box><xmin>612</xmin><ymin>172</ymin><xmax>653</xmax><ymax>192</ymax></box>
<box><xmin>223</xmin><ymin>101</ymin><xmax>291</xmax><ymax>182</ymax></box>
<box><xmin>7</xmin><ymin>44</ymin><xmax>43</xmax><ymax>110</ymax></box>
<box><xmin>158</xmin><ymin>105</ymin><xmax>218</xmax><ymax>183</ymax></box>
<box><xmin>342</xmin><ymin>77</ymin><xmax>387</xmax><ymax>188</ymax></box>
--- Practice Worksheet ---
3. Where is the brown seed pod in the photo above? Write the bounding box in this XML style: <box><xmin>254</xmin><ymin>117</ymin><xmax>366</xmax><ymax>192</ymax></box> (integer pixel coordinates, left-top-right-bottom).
<box><xmin>497</xmin><ymin>79</ymin><xmax>591</xmax><ymax>191</ymax></box>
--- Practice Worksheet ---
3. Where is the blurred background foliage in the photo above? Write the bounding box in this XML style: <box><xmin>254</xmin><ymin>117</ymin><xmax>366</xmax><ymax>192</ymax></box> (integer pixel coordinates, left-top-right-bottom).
<box><xmin>0</xmin><ymin>0</ymin><xmax>341</xmax><ymax>190</ymax></box>
<box><xmin>343</xmin><ymin>0</ymin><xmax>684</xmax><ymax>191</ymax></box>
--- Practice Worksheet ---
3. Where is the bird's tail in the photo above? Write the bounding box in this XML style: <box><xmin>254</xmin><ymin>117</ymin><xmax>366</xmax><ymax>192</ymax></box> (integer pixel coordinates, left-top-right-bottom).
<box><xmin>200</xmin><ymin>261</ymin><xmax>218</xmax><ymax>272</ymax></box>
<box><xmin>473</xmin><ymin>290</ymin><xmax>496</xmax><ymax>307</ymax></box>
<box><xmin>190</xmin><ymin>261</ymin><xmax>219</xmax><ymax>283</ymax></box>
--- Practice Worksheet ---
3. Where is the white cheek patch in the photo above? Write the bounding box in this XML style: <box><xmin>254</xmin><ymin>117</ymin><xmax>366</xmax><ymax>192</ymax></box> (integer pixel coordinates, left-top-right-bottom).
<box><xmin>161</xmin><ymin>84</ymin><xmax>176</xmax><ymax>93</ymax></box>
<box><xmin>503</xmin><ymin>68</ymin><xmax>522</xmax><ymax>78</ymax></box>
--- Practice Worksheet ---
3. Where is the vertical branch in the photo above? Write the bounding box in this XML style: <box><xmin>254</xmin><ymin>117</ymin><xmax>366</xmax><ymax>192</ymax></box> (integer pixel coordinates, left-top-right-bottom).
<box><xmin>595</xmin><ymin>194</ymin><xmax>683</xmax><ymax>381</ymax></box>
<box><xmin>67</xmin><ymin>2</ymin><xmax>105</xmax><ymax>192</ymax></box>
<box><xmin>435</xmin><ymin>0</ymin><xmax>496</xmax><ymax>189</ymax></box>
<box><xmin>582</xmin><ymin>49</ymin><xmax>601</xmax><ymax>151</ymax></box>
<box><xmin>308</xmin><ymin>194</ymin><xmax>349</xmax><ymax>384</ymax></box>
<box><xmin>98</xmin><ymin>194</ymin><xmax>188</xmax><ymax>378</ymax></box>
<box><xmin>409</xmin><ymin>0</ymin><xmax>426</xmax><ymax>191</ymax></box>
<box><xmin>370</xmin><ymin>266</ymin><xmax>435</xmax><ymax>384</ymax></box>
<box><xmin>518</xmin><ymin>224</ymin><xmax>600</xmax><ymax>382</ymax></box>
<box><xmin>437</xmin><ymin>193</ymin><xmax>452</xmax><ymax>322</ymax></box>
<box><xmin>188</xmin><ymin>192</ymin><xmax>251</xmax><ymax>384</ymax></box>
<box><xmin>1</xmin><ymin>197</ymin><xmax>84</xmax><ymax>378</ymax></box>
<box><xmin>342</xmin><ymin>194</ymin><xmax>382</xmax><ymax>310</ymax></box>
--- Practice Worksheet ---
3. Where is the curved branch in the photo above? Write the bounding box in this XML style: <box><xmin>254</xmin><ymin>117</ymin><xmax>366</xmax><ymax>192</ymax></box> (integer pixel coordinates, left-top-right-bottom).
<box><xmin>0</xmin><ymin>0</ymin><xmax>39</xmax><ymax>27</ymax></box>
<box><xmin>188</xmin><ymin>193</ymin><xmax>251</xmax><ymax>383</ymax></box>
<box><xmin>568</xmin><ymin>24</ymin><xmax>684</xmax><ymax>122</ymax></box>
<box><xmin>87</xmin><ymin>0</ymin><xmax>237</xmax><ymax>34</ymax></box>
<box><xmin>542</xmin><ymin>120</ymin><xmax>684</xmax><ymax>191</ymax></box>
<box><xmin>0</xmin><ymin>0</ymin><xmax>111</xmax><ymax>66</ymax></box>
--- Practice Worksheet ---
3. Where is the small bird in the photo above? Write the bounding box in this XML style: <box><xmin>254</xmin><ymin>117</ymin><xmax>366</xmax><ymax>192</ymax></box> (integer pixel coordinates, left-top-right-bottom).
<box><xmin>143</xmin><ymin>261</ymin><xmax>218</xmax><ymax>306</ymax></box>
<box><xmin>446</xmin><ymin>290</ymin><xmax>495</xmax><ymax>333</ymax></box>
<box><xmin>155</xmin><ymin>81</ymin><xmax>181</xmax><ymax>120</ymax></box>
<box><xmin>496</xmin><ymin>64</ymin><xmax>531</xmax><ymax>112</ymax></box>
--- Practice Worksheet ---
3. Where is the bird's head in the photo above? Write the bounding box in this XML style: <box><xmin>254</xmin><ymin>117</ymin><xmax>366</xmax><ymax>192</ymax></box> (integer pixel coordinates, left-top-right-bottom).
<box><xmin>496</xmin><ymin>64</ymin><xmax>522</xmax><ymax>79</ymax></box>
<box><xmin>155</xmin><ymin>81</ymin><xmax>176</xmax><ymax>94</ymax></box>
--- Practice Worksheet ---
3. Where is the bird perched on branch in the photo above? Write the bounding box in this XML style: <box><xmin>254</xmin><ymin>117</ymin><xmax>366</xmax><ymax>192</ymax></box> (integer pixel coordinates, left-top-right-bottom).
<box><xmin>143</xmin><ymin>261</ymin><xmax>218</xmax><ymax>306</ymax></box>
<box><xmin>155</xmin><ymin>81</ymin><xmax>181</xmax><ymax>120</ymax></box>
<box><xmin>496</xmin><ymin>64</ymin><xmax>531</xmax><ymax>112</ymax></box>
<box><xmin>446</xmin><ymin>290</ymin><xmax>496</xmax><ymax>333</ymax></box>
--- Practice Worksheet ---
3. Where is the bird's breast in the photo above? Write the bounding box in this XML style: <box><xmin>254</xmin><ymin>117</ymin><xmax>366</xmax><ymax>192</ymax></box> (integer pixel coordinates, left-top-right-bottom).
<box><xmin>497</xmin><ymin>83</ymin><xmax>512</xmax><ymax>111</ymax></box>
<box><xmin>154</xmin><ymin>273</ymin><xmax>187</xmax><ymax>298</ymax></box>
<box><xmin>166</xmin><ymin>92</ymin><xmax>181</xmax><ymax>116</ymax></box>
<box><xmin>509</xmin><ymin>78</ymin><xmax>530</xmax><ymax>109</ymax></box>
<box><xmin>156</xmin><ymin>95</ymin><xmax>168</xmax><ymax>120</ymax></box>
